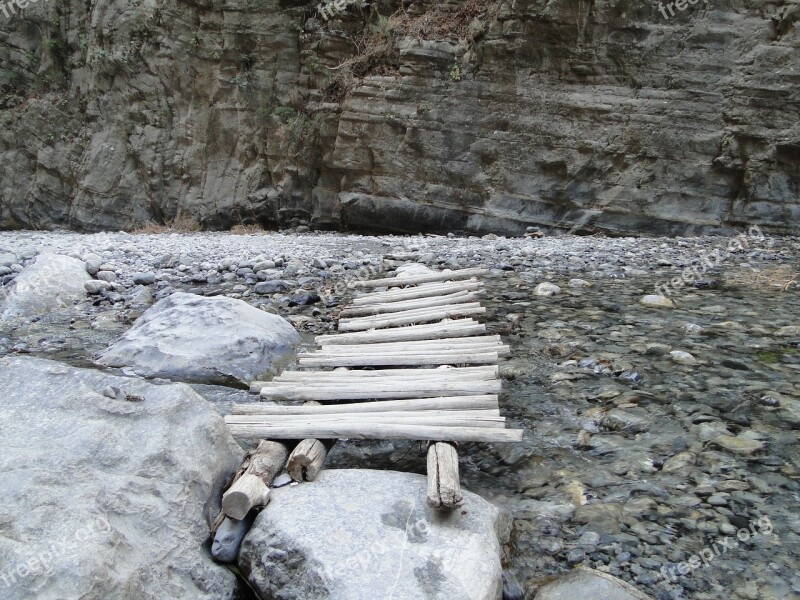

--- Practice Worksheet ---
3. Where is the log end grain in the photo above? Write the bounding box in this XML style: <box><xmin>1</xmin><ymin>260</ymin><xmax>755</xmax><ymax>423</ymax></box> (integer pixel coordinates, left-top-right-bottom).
<box><xmin>222</xmin><ymin>473</ymin><xmax>270</xmax><ymax>520</ymax></box>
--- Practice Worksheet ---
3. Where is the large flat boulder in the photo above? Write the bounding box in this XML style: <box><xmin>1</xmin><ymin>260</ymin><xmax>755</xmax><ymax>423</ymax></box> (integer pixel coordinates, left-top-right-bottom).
<box><xmin>0</xmin><ymin>253</ymin><xmax>91</xmax><ymax>320</ymax></box>
<box><xmin>238</xmin><ymin>469</ymin><xmax>508</xmax><ymax>600</ymax></box>
<box><xmin>0</xmin><ymin>356</ymin><xmax>243</xmax><ymax>600</ymax></box>
<box><xmin>97</xmin><ymin>292</ymin><xmax>300</xmax><ymax>385</ymax></box>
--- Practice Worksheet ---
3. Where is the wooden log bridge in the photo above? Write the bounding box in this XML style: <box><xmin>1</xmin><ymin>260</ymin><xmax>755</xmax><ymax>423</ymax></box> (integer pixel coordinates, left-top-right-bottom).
<box><xmin>224</xmin><ymin>267</ymin><xmax>523</xmax><ymax>512</ymax></box>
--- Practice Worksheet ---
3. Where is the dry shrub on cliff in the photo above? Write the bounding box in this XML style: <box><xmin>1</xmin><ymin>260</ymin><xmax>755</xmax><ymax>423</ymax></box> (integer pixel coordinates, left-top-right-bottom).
<box><xmin>398</xmin><ymin>0</ymin><xmax>491</xmax><ymax>42</ymax></box>
<box><xmin>325</xmin><ymin>0</ymin><xmax>492</xmax><ymax>101</ymax></box>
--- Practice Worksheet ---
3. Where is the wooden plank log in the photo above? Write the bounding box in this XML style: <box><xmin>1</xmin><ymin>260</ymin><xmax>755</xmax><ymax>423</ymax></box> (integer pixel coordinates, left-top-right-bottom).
<box><xmin>273</xmin><ymin>366</ymin><xmax>499</xmax><ymax>381</ymax></box>
<box><xmin>314</xmin><ymin>336</ymin><xmax>504</xmax><ymax>352</ymax></box>
<box><xmin>262</xmin><ymin>365</ymin><xmax>498</xmax><ymax>389</ymax></box>
<box><xmin>427</xmin><ymin>442</ymin><xmax>463</xmax><ymax>510</ymax></box>
<box><xmin>308</xmin><ymin>345</ymin><xmax>508</xmax><ymax>358</ymax></box>
<box><xmin>255</xmin><ymin>369</ymin><xmax>499</xmax><ymax>394</ymax></box>
<box><xmin>233</xmin><ymin>395</ymin><xmax>500</xmax><ymax>415</ymax></box>
<box><xmin>341</xmin><ymin>291</ymin><xmax>483</xmax><ymax>317</ymax></box>
<box><xmin>301</xmin><ymin>347</ymin><xmax>503</xmax><ymax>358</ymax></box>
<box><xmin>285</xmin><ymin>400</ymin><xmax>333</xmax><ymax>483</ymax></box>
<box><xmin>250</xmin><ymin>380</ymin><xmax>269</xmax><ymax>394</ymax></box>
<box><xmin>227</xmin><ymin>423</ymin><xmax>524</xmax><ymax>443</ymax></box>
<box><xmin>228</xmin><ymin>417</ymin><xmax>506</xmax><ymax>429</ymax></box>
<box><xmin>338</xmin><ymin>303</ymin><xmax>483</xmax><ymax>328</ymax></box>
<box><xmin>352</xmin><ymin>281</ymin><xmax>484</xmax><ymax>306</ymax></box>
<box><xmin>268</xmin><ymin>372</ymin><xmax>498</xmax><ymax>385</ymax></box>
<box><xmin>286</xmin><ymin>438</ymin><xmax>334</xmax><ymax>482</ymax></box>
<box><xmin>318</xmin><ymin>319</ymin><xmax>486</xmax><ymax>345</ymax></box>
<box><xmin>266</xmin><ymin>379</ymin><xmax>496</xmax><ymax>390</ymax></box>
<box><xmin>260</xmin><ymin>379</ymin><xmax>501</xmax><ymax>402</ymax></box>
<box><xmin>351</xmin><ymin>268</ymin><xmax>489</xmax><ymax>289</ymax></box>
<box><xmin>297</xmin><ymin>351</ymin><xmax>499</xmax><ymax>368</ymax></box>
<box><xmin>221</xmin><ymin>440</ymin><xmax>289</xmax><ymax>520</ymax></box>
<box><xmin>226</xmin><ymin>410</ymin><xmax>504</xmax><ymax>423</ymax></box>
<box><xmin>338</xmin><ymin>304</ymin><xmax>486</xmax><ymax>332</ymax></box>
<box><xmin>304</xmin><ymin>344</ymin><xmax>510</xmax><ymax>357</ymax></box>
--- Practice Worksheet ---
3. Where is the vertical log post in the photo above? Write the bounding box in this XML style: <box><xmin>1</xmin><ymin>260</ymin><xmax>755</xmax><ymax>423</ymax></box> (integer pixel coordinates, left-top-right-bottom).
<box><xmin>427</xmin><ymin>441</ymin><xmax>463</xmax><ymax>510</ymax></box>
<box><xmin>286</xmin><ymin>400</ymin><xmax>334</xmax><ymax>482</ymax></box>
<box><xmin>222</xmin><ymin>440</ymin><xmax>289</xmax><ymax>519</ymax></box>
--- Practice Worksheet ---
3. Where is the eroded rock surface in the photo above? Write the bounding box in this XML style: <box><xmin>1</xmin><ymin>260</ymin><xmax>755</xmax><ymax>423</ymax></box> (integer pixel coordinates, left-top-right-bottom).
<box><xmin>0</xmin><ymin>1</ymin><xmax>797</xmax><ymax>235</ymax></box>
<box><xmin>238</xmin><ymin>469</ymin><xmax>509</xmax><ymax>600</ymax></box>
<box><xmin>0</xmin><ymin>356</ymin><xmax>243</xmax><ymax>600</ymax></box>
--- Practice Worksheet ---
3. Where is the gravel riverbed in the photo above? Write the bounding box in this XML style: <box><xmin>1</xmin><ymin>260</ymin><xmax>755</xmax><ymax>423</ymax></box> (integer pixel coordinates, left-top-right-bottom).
<box><xmin>1</xmin><ymin>229</ymin><xmax>798</xmax><ymax>600</ymax></box>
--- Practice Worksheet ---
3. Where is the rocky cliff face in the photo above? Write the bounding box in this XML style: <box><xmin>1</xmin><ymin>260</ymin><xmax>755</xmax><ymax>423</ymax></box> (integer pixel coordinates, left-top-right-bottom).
<box><xmin>0</xmin><ymin>0</ymin><xmax>798</xmax><ymax>235</ymax></box>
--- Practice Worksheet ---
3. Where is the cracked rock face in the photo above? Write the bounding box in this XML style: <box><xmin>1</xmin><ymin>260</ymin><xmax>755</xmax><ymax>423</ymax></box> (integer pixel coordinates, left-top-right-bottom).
<box><xmin>0</xmin><ymin>1</ymin><xmax>798</xmax><ymax>235</ymax></box>
<box><xmin>97</xmin><ymin>291</ymin><xmax>300</xmax><ymax>385</ymax></box>
<box><xmin>0</xmin><ymin>356</ymin><xmax>243</xmax><ymax>600</ymax></box>
<box><xmin>238</xmin><ymin>469</ymin><xmax>509</xmax><ymax>600</ymax></box>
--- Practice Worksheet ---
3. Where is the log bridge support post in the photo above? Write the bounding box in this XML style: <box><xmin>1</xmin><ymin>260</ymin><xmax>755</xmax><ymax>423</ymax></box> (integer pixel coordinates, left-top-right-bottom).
<box><xmin>286</xmin><ymin>401</ymin><xmax>335</xmax><ymax>482</ymax></box>
<box><xmin>222</xmin><ymin>440</ymin><xmax>289</xmax><ymax>520</ymax></box>
<box><xmin>427</xmin><ymin>441</ymin><xmax>463</xmax><ymax>510</ymax></box>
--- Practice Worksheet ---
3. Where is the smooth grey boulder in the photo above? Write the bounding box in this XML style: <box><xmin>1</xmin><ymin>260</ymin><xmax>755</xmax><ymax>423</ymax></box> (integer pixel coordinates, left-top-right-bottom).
<box><xmin>212</xmin><ymin>513</ymin><xmax>257</xmax><ymax>564</ymax></box>
<box><xmin>97</xmin><ymin>292</ymin><xmax>300</xmax><ymax>384</ymax></box>
<box><xmin>238</xmin><ymin>469</ymin><xmax>508</xmax><ymax>600</ymax></box>
<box><xmin>254</xmin><ymin>280</ymin><xmax>290</xmax><ymax>295</ymax></box>
<box><xmin>0</xmin><ymin>253</ymin><xmax>91</xmax><ymax>320</ymax></box>
<box><xmin>132</xmin><ymin>272</ymin><xmax>156</xmax><ymax>285</ymax></box>
<box><xmin>533</xmin><ymin>566</ymin><xmax>654</xmax><ymax>600</ymax></box>
<box><xmin>0</xmin><ymin>356</ymin><xmax>243</xmax><ymax>600</ymax></box>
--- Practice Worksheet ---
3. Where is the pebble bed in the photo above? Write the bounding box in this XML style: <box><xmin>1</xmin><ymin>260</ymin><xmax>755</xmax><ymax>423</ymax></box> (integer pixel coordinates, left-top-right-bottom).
<box><xmin>0</xmin><ymin>229</ymin><xmax>798</xmax><ymax>600</ymax></box>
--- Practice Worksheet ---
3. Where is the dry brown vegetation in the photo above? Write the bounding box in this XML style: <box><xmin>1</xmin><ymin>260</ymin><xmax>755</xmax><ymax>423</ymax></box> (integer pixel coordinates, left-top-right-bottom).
<box><xmin>230</xmin><ymin>223</ymin><xmax>268</xmax><ymax>235</ymax></box>
<box><xmin>324</xmin><ymin>0</ymin><xmax>493</xmax><ymax>101</ymax></box>
<box><xmin>132</xmin><ymin>215</ymin><xmax>202</xmax><ymax>234</ymax></box>
<box><xmin>725</xmin><ymin>265</ymin><xmax>799</xmax><ymax>291</ymax></box>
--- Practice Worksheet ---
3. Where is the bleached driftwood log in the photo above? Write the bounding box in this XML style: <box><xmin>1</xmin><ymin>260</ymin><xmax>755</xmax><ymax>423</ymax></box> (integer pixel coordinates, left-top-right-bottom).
<box><xmin>312</xmin><ymin>336</ymin><xmax>507</xmax><ymax>353</ymax></box>
<box><xmin>249</xmin><ymin>366</ymin><xmax>499</xmax><ymax>396</ymax></box>
<box><xmin>351</xmin><ymin>280</ymin><xmax>483</xmax><ymax>306</ymax></box>
<box><xmin>337</xmin><ymin>303</ymin><xmax>486</xmax><ymax>332</ymax></box>
<box><xmin>286</xmin><ymin>401</ymin><xmax>334</xmax><ymax>483</ymax></box>
<box><xmin>286</xmin><ymin>438</ymin><xmax>334</xmax><ymax>482</ymax></box>
<box><xmin>233</xmin><ymin>394</ymin><xmax>500</xmax><ymax>415</ymax></box>
<box><xmin>351</xmin><ymin>268</ymin><xmax>488</xmax><ymax>288</ymax></box>
<box><xmin>260</xmin><ymin>378</ymin><xmax>501</xmax><ymax>402</ymax></box>
<box><xmin>226</xmin><ymin>422</ymin><xmax>523</xmax><ymax>443</ymax></box>
<box><xmin>221</xmin><ymin>440</ymin><xmax>289</xmax><ymax>520</ymax></box>
<box><xmin>275</xmin><ymin>365</ymin><xmax>498</xmax><ymax>381</ymax></box>
<box><xmin>427</xmin><ymin>442</ymin><xmax>463</xmax><ymax>510</ymax></box>
<box><xmin>317</xmin><ymin>319</ymin><xmax>485</xmax><ymax>345</ymax></box>
<box><xmin>226</xmin><ymin>412</ymin><xmax>506</xmax><ymax>427</ymax></box>
<box><xmin>297</xmin><ymin>351</ymin><xmax>499</xmax><ymax>368</ymax></box>
<box><xmin>340</xmin><ymin>291</ymin><xmax>483</xmax><ymax>317</ymax></box>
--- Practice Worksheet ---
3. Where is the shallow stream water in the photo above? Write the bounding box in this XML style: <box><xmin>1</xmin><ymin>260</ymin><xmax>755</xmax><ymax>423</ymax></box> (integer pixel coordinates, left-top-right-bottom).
<box><xmin>1</xmin><ymin>231</ymin><xmax>798</xmax><ymax>600</ymax></box>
